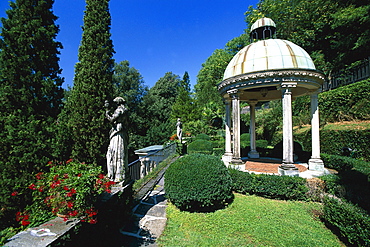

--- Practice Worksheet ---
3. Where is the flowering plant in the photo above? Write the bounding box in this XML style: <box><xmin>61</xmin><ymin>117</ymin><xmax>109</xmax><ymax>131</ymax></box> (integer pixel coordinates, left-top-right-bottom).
<box><xmin>16</xmin><ymin>159</ymin><xmax>114</xmax><ymax>225</ymax></box>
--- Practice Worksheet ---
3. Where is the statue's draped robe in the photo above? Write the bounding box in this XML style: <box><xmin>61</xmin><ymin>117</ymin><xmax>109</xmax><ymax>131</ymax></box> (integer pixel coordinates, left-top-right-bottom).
<box><xmin>106</xmin><ymin>105</ymin><xmax>128</xmax><ymax>182</ymax></box>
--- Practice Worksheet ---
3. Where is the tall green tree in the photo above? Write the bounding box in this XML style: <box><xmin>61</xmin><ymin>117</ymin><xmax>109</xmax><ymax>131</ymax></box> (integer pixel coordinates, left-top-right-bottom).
<box><xmin>142</xmin><ymin>72</ymin><xmax>181</xmax><ymax>145</ymax></box>
<box><xmin>0</xmin><ymin>0</ymin><xmax>63</xmax><ymax>228</ymax></box>
<box><xmin>171</xmin><ymin>71</ymin><xmax>194</xmax><ymax>124</ymax></box>
<box><xmin>64</xmin><ymin>0</ymin><xmax>115</xmax><ymax>164</ymax></box>
<box><xmin>113</xmin><ymin>60</ymin><xmax>148</xmax><ymax>156</ymax></box>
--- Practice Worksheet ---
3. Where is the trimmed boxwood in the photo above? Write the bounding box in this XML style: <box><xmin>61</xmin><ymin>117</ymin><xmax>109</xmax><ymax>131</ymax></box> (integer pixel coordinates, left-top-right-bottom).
<box><xmin>322</xmin><ymin>196</ymin><xmax>370</xmax><ymax>246</ymax></box>
<box><xmin>187</xmin><ymin>139</ymin><xmax>213</xmax><ymax>155</ymax></box>
<box><xmin>228</xmin><ymin>168</ymin><xmax>308</xmax><ymax>201</ymax></box>
<box><xmin>164</xmin><ymin>154</ymin><xmax>233</xmax><ymax>212</ymax></box>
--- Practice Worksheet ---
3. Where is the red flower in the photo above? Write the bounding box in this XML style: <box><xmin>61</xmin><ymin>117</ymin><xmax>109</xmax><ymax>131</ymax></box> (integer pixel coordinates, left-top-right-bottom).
<box><xmin>29</xmin><ymin>183</ymin><xmax>36</xmax><ymax>190</ymax></box>
<box><xmin>66</xmin><ymin>191</ymin><xmax>73</xmax><ymax>197</ymax></box>
<box><xmin>69</xmin><ymin>210</ymin><xmax>78</xmax><ymax>217</ymax></box>
<box><xmin>11</xmin><ymin>191</ymin><xmax>18</xmax><ymax>196</ymax></box>
<box><xmin>53</xmin><ymin>175</ymin><xmax>59</xmax><ymax>181</ymax></box>
<box><xmin>105</xmin><ymin>189</ymin><xmax>111</xmax><ymax>193</ymax></box>
<box><xmin>98</xmin><ymin>174</ymin><xmax>105</xmax><ymax>179</ymax></box>
<box><xmin>66</xmin><ymin>159</ymin><xmax>73</xmax><ymax>164</ymax></box>
<box><xmin>88</xmin><ymin>219</ymin><xmax>98</xmax><ymax>224</ymax></box>
<box><xmin>63</xmin><ymin>173</ymin><xmax>69</xmax><ymax>179</ymax></box>
<box><xmin>36</xmin><ymin>172</ymin><xmax>43</xmax><ymax>180</ymax></box>
<box><xmin>77</xmin><ymin>173</ymin><xmax>82</xmax><ymax>177</ymax></box>
<box><xmin>38</xmin><ymin>187</ymin><xmax>44</xmax><ymax>192</ymax></box>
<box><xmin>21</xmin><ymin>220</ymin><xmax>30</xmax><ymax>226</ymax></box>
<box><xmin>63</xmin><ymin>186</ymin><xmax>69</xmax><ymax>191</ymax></box>
<box><xmin>70</xmin><ymin>188</ymin><xmax>76</xmax><ymax>194</ymax></box>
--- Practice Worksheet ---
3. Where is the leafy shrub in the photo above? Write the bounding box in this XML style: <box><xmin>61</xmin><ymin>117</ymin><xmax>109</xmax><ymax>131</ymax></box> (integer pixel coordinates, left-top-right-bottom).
<box><xmin>321</xmin><ymin>153</ymin><xmax>355</xmax><ymax>172</ymax></box>
<box><xmin>322</xmin><ymin>196</ymin><xmax>370</xmax><ymax>246</ymax></box>
<box><xmin>187</xmin><ymin>139</ymin><xmax>213</xmax><ymax>155</ymax></box>
<box><xmin>195</xmin><ymin>133</ymin><xmax>210</xmax><ymax>141</ymax></box>
<box><xmin>319</xmin><ymin>174</ymin><xmax>345</xmax><ymax>197</ymax></box>
<box><xmin>165</xmin><ymin>154</ymin><xmax>233</xmax><ymax>212</ymax></box>
<box><xmin>240</xmin><ymin>133</ymin><xmax>250</xmax><ymax>148</ymax></box>
<box><xmin>228</xmin><ymin>168</ymin><xmax>308</xmax><ymax>201</ymax></box>
<box><xmin>256</xmin><ymin>140</ymin><xmax>268</xmax><ymax>148</ymax></box>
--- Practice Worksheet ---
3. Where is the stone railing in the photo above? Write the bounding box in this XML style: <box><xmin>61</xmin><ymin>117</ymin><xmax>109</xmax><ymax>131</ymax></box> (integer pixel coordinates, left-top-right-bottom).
<box><xmin>323</xmin><ymin>57</ymin><xmax>370</xmax><ymax>91</ymax></box>
<box><xmin>128</xmin><ymin>143</ymin><xmax>177</xmax><ymax>180</ymax></box>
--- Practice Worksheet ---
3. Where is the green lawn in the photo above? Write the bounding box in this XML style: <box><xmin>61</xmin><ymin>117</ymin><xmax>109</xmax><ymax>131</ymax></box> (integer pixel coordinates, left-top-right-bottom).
<box><xmin>158</xmin><ymin>193</ymin><xmax>344</xmax><ymax>246</ymax></box>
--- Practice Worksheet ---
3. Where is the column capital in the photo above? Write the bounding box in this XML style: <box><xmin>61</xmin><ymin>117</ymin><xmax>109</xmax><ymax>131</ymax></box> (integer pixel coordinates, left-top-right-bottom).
<box><xmin>277</xmin><ymin>82</ymin><xmax>297</xmax><ymax>90</ymax></box>
<box><xmin>227</xmin><ymin>89</ymin><xmax>239</xmax><ymax>99</ymax></box>
<box><xmin>248</xmin><ymin>100</ymin><xmax>258</xmax><ymax>106</ymax></box>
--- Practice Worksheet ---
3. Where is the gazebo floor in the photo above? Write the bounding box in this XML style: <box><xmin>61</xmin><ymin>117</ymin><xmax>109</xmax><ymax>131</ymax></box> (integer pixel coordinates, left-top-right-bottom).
<box><xmin>244</xmin><ymin>157</ymin><xmax>308</xmax><ymax>174</ymax></box>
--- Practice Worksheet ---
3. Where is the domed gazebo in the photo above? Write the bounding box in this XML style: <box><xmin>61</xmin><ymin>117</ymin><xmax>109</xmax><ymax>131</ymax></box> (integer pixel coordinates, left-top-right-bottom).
<box><xmin>218</xmin><ymin>18</ymin><xmax>325</xmax><ymax>176</ymax></box>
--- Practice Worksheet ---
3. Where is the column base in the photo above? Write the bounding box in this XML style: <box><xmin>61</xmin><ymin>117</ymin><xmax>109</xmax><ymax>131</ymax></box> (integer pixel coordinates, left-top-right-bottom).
<box><xmin>248</xmin><ymin>150</ymin><xmax>260</xmax><ymax>159</ymax></box>
<box><xmin>278</xmin><ymin>164</ymin><xmax>299</xmax><ymax>177</ymax></box>
<box><xmin>222</xmin><ymin>154</ymin><xmax>233</xmax><ymax>166</ymax></box>
<box><xmin>308</xmin><ymin>158</ymin><xmax>325</xmax><ymax>171</ymax></box>
<box><xmin>231</xmin><ymin>157</ymin><xmax>244</xmax><ymax>165</ymax></box>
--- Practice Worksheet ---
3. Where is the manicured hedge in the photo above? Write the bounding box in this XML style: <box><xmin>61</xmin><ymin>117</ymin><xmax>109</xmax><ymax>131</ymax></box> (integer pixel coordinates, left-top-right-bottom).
<box><xmin>165</xmin><ymin>154</ymin><xmax>233</xmax><ymax>212</ymax></box>
<box><xmin>187</xmin><ymin>139</ymin><xmax>213</xmax><ymax>155</ymax></box>
<box><xmin>195</xmin><ymin>133</ymin><xmax>211</xmax><ymax>141</ymax></box>
<box><xmin>322</xmin><ymin>196</ymin><xmax>370</xmax><ymax>247</ymax></box>
<box><xmin>319</xmin><ymin>79</ymin><xmax>370</xmax><ymax>123</ymax></box>
<box><xmin>228</xmin><ymin>168</ymin><xmax>308</xmax><ymax>201</ymax></box>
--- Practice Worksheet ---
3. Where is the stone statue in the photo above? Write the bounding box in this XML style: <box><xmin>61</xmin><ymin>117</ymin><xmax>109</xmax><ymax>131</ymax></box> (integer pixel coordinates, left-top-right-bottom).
<box><xmin>105</xmin><ymin>97</ymin><xmax>128</xmax><ymax>183</ymax></box>
<box><xmin>176</xmin><ymin>118</ymin><xmax>183</xmax><ymax>143</ymax></box>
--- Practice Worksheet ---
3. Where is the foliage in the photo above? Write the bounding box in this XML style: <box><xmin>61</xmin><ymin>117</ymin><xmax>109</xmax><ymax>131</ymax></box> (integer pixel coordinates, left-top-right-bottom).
<box><xmin>255</xmin><ymin>100</ymin><xmax>283</xmax><ymax>142</ymax></box>
<box><xmin>321</xmin><ymin>153</ymin><xmax>355</xmax><ymax>172</ymax></box>
<box><xmin>165</xmin><ymin>154</ymin><xmax>233</xmax><ymax>212</ymax></box>
<box><xmin>187</xmin><ymin>139</ymin><xmax>213</xmax><ymax>155</ymax></box>
<box><xmin>240</xmin><ymin>133</ymin><xmax>251</xmax><ymax>148</ymax></box>
<box><xmin>245</xmin><ymin>0</ymin><xmax>370</xmax><ymax>74</ymax></box>
<box><xmin>20</xmin><ymin>160</ymin><xmax>114</xmax><ymax>227</ymax></box>
<box><xmin>62</xmin><ymin>0</ymin><xmax>115</xmax><ymax>164</ymax></box>
<box><xmin>320</xmin><ymin>174</ymin><xmax>345</xmax><ymax>198</ymax></box>
<box><xmin>195</xmin><ymin>133</ymin><xmax>210</xmax><ymax>141</ymax></box>
<box><xmin>322</xmin><ymin>196</ymin><xmax>370</xmax><ymax>247</ymax></box>
<box><xmin>158</xmin><ymin>194</ymin><xmax>342</xmax><ymax>246</ymax></box>
<box><xmin>228</xmin><ymin>168</ymin><xmax>308</xmax><ymax>201</ymax></box>
<box><xmin>319</xmin><ymin>79</ymin><xmax>370</xmax><ymax>122</ymax></box>
<box><xmin>0</xmin><ymin>0</ymin><xmax>63</xmax><ymax>232</ymax></box>
<box><xmin>141</xmin><ymin>72</ymin><xmax>181</xmax><ymax>146</ymax></box>
<box><xmin>171</xmin><ymin>72</ymin><xmax>195</xmax><ymax>124</ymax></box>
<box><xmin>112</xmin><ymin>60</ymin><xmax>148</xmax><ymax>159</ymax></box>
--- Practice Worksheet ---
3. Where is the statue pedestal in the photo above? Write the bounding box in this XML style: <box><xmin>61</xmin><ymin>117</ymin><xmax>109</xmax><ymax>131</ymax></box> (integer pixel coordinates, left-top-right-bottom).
<box><xmin>278</xmin><ymin>164</ymin><xmax>299</xmax><ymax>176</ymax></box>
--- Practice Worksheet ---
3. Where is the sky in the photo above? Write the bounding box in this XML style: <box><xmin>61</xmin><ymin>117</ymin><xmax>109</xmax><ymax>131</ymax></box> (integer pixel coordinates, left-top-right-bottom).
<box><xmin>0</xmin><ymin>0</ymin><xmax>257</xmax><ymax>89</ymax></box>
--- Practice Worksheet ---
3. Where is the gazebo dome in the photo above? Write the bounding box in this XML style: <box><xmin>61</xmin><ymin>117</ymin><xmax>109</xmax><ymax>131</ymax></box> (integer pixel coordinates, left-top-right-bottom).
<box><xmin>250</xmin><ymin>17</ymin><xmax>276</xmax><ymax>32</ymax></box>
<box><xmin>223</xmin><ymin>39</ymin><xmax>316</xmax><ymax>80</ymax></box>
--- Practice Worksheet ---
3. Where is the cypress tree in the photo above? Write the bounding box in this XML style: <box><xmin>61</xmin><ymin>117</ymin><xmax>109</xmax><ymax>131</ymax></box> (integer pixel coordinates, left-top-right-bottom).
<box><xmin>65</xmin><ymin>0</ymin><xmax>115</xmax><ymax>164</ymax></box>
<box><xmin>0</xmin><ymin>0</ymin><xmax>63</xmax><ymax>228</ymax></box>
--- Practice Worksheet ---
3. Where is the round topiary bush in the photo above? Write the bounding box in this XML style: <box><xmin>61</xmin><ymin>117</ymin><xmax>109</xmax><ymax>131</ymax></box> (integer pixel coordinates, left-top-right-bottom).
<box><xmin>187</xmin><ymin>139</ymin><xmax>213</xmax><ymax>155</ymax></box>
<box><xmin>165</xmin><ymin>153</ymin><xmax>233</xmax><ymax>212</ymax></box>
<box><xmin>195</xmin><ymin>133</ymin><xmax>210</xmax><ymax>141</ymax></box>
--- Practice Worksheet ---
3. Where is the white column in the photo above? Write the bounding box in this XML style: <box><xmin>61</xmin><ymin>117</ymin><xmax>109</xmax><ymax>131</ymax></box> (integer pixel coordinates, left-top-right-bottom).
<box><xmin>248</xmin><ymin>100</ymin><xmax>259</xmax><ymax>158</ymax></box>
<box><xmin>278</xmin><ymin>83</ymin><xmax>298</xmax><ymax>176</ymax></box>
<box><xmin>229</xmin><ymin>90</ymin><xmax>242</xmax><ymax>163</ymax></box>
<box><xmin>224</xmin><ymin>99</ymin><xmax>232</xmax><ymax>156</ymax></box>
<box><xmin>309</xmin><ymin>91</ymin><xmax>324</xmax><ymax>171</ymax></box>
<box><xmin>222</xmin><ymin>99</ymin><xmax>233</xmax><ymax>165</ymax></box>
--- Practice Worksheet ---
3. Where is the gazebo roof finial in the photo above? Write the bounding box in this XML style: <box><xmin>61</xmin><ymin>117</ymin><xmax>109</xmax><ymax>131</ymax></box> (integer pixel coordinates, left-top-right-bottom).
<box><xmin>250</xmin><ymin>17</ymin><xmax>276</xmax><ymax>41</ymax></box>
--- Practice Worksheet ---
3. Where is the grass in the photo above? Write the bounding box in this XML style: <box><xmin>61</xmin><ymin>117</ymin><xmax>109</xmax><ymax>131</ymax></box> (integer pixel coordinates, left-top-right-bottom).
<box><xmin>158</xmin><ymin>193</ymin><xmax>344</xmax><ymax>247</ymax></box>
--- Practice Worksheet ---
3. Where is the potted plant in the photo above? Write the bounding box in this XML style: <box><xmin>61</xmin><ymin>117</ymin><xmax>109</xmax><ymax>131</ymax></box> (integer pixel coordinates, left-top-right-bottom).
<box><xmin>24</xmin><ymin>159</ymin><xmax>115</xmax><ymax>225</ymax></box>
